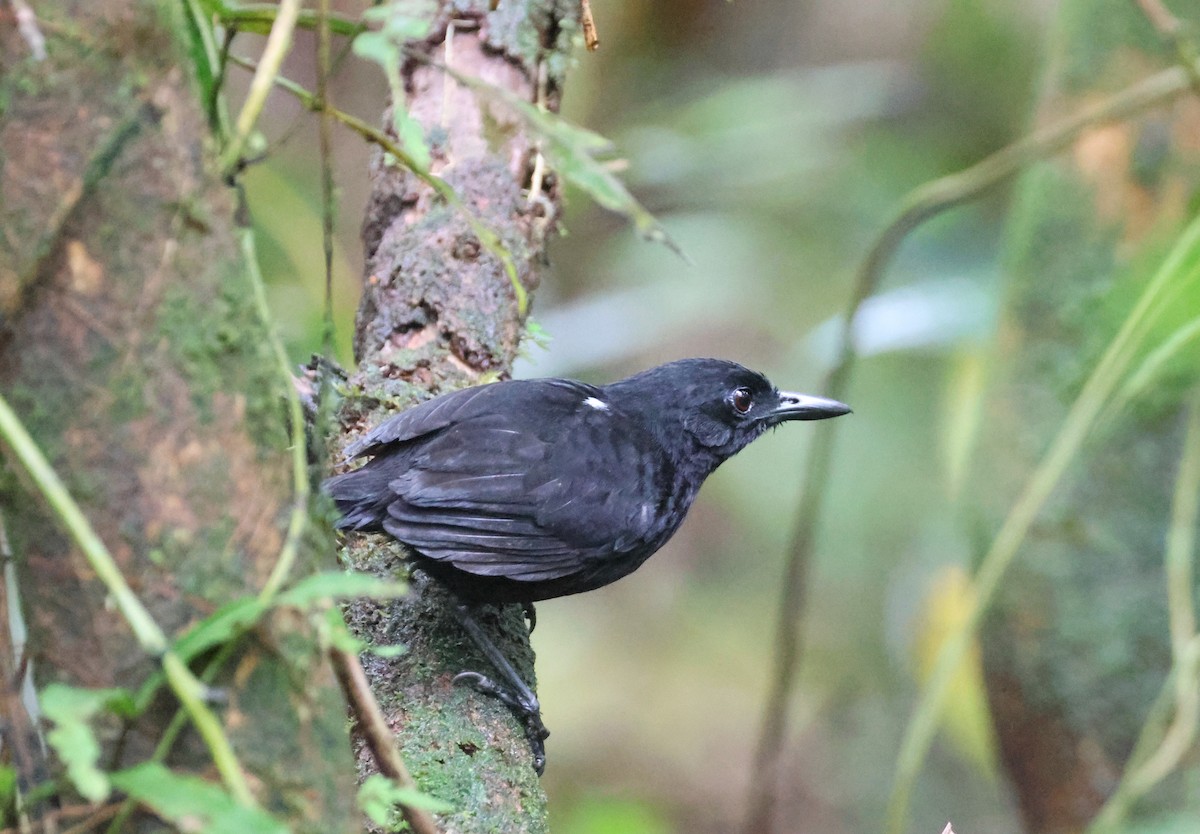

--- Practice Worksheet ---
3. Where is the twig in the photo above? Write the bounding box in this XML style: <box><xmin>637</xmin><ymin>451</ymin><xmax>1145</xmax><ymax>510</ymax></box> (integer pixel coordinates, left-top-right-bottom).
<box><xmin>1132</xmin><ymin>0</ymin><xmax>1180</xmax><ymax>35</ymax></box>
<box><xmin>743</xmin><ymin>59</ymin><xmax>1200</xmax><ymax>834</ymax></box>
<box><xmin>8</xmin><ymin>0</ymin><xmax>46</xmax><ymax>60</ymax></box>
<box><xmin>220</xmin><ymin>0</ymin><xmax>302</xmax><ymax>175</ymax></box>
<box><xmin>6</xmin><ymin>799</ymin><xmax>124</xmax><ymax>834</ymax></box>
<box><xmin>212</xmin><ymin>1</ymin><xmax>361</xmax><ymax>37</ymax></box>
<box><xmin>316</xmin><ymin>0</ymin><xmax>337</xmax><ymax>364</ymax></box>
<box><xmin>1164</xmin><ymin>395</ymin><xmax>1200</xmax><ymax>703</ymax></box>
<box><xmin>239</xmin><ymin>220</ymin><xmax>310</xmax><ymax>604</ymax></box>
<box><xmin>58</xmin><ymin>801</ymin><xmax>123</xmax><ymax>834</ymax></box>
<box><xmin>1135</xmin><ymin>0</ymin><xmax>1181</xmax><ymax>36</ymax></box>
<box><xmin>0</xmin><ymin>510</ymin><xmax>45</xmax><ymax>832</ymax></box>
<box><xmin>1133</xmin><ymin>0</ymin><xmax>1200</xmax><ymax>90</ymax></box>
<box><xmin>580</xmin><ymin>0</ymin><xmax>599</xmax><ymax>51</ymax></box>
<box><xmin>106</xmin><ymin>637</ymin><xmax>243</xmax><ymax>834</ymax></box>
<box><xmin>1130</xmin><ymin>463</ymin><xmax>1200</xmax><ymax>785</ymax></box>
<box><xmin>0</xmin><ymin>510</ymin><xmax>43</xmax><ymax>745</ymax></box>
<box><xmin>742</xmin><ymin>396</ymin><xmax>841</xmax><ymax>834</ymax></box>
<box><xmin>330</xmin><ymin>646</ymin><xmax>442</xmax><ymax>834</ymax></box>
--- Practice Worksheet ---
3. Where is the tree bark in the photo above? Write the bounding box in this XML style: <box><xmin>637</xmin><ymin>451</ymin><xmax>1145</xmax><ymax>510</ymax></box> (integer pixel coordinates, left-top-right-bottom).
<box><xmin>975</xmin><ymin>1</ymin><xmax>1200</xmax><ymax>830</ymax></box>
<box><xmin>335</xmin><ymin>2</ymin><xmax>578</xmax><ymax>832</ymax></box>
<box><xmin>0</xmin><ymin>2</ymin><xmax>356</xmax><ymax>830</ymax></box>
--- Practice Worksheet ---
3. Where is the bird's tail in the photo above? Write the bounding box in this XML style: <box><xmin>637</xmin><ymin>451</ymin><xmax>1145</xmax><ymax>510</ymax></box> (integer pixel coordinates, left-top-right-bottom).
<box><xmin>323</xmin><ymin>462</ymin><xmax>393</xmax><ymax>532</ymax></box>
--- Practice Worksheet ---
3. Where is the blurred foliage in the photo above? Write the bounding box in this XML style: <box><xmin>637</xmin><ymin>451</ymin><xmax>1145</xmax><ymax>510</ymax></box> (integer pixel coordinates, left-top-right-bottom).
<box><xmin>921</xmin><ymin>0</ymin><xmax>1042</xmax><ymax>165</ymax></box>
<box><xmin>555</xmin><ymin>795</ymin><xmax>673</xmax><ymax>834</ymax></box>
<box><xmin>911</xmin><ymin>565</ymin><xmax>998</xmax><ymax>780</ymax></box>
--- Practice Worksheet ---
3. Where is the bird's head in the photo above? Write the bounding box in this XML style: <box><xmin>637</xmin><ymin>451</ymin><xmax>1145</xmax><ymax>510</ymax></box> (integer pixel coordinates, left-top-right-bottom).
<box><xmin>606</xmin><ymin>358</ymin><xmax>851</xmax><ymax>470</ymax></box>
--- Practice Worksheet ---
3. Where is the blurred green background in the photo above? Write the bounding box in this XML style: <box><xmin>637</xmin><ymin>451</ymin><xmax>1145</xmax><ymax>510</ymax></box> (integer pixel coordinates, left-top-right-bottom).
<box><xmin>243</xmin><ymin>1</ymin><xmax>1052</xmax><ymax>831</ymax></box>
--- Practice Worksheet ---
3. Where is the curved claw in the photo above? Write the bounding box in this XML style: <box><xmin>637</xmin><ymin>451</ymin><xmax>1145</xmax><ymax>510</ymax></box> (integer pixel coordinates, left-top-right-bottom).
<box><xmin>530</xmin><ymin>740</ymin><xmax>546</xmax><ymax>775</ymax></box>
<box><xmin>524</xmin><ymin>713</ymin><xmax>549</xmax><ymax>775</ymax></box>
<box><xmin>522</xmin><ymin>602</ymin><xmax>537</xmax><ymax>633</ymax></box>
<box><xmin>454</xmin><ymin>669</ymin><xmax>549</xmax><ymax>775</ymax></box>
<box><xmin>452</xmin><ymin>670</ymin><xmax>492</xmax><ymax>690</ymax></box>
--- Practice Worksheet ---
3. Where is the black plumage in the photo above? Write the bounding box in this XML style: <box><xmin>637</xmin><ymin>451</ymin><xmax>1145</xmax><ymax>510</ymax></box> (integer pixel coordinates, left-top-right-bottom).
<box><xmin>327</xmin><ymin>358</ymin><xmax>851</xmax><ymax>603</ymax></box>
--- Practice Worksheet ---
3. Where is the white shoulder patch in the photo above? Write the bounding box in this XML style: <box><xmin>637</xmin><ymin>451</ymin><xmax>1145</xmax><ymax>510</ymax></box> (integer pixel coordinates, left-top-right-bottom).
<box><xmin>583</xmin><ymin>396</ymin><xmax>609</xmax><ymax>411</ymax></box>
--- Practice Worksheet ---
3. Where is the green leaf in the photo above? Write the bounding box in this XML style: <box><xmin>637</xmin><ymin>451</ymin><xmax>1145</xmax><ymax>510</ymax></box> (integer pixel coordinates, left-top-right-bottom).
<box><xmin>170</xmin><ymin>572</ymin><xmax>402</xmax><ymax>661</ymax></box>
<box><xmin>180</xmin><ymin>0</ymin><xmax>220</xmax><ymax>127</ymax></box>
<box><xmin>324</xmin><ymin>606</ymin><xmax>368</xmax><ymax>652</ymax></box>
<box><xmin>355</xmin><ymin>3</ymin><xmax>435</xmax><ymax>66</ymax></box>
<box><xmin>277</xmin><ymin>570</ymin><xmax>407</xmax><ymax>607</ymax></box>
<box><xmin>42</xmin><ymin>684</ymin><xmax>138</xmax><ymax>802</ymax></box>
<box><xmin>392</xmin><ymin>105</ymin><xmax>432</xmax><ymax>172</ymax></box>
<box><xmin>351</xmin><ymin>30</ymin><xmax>399</xmax><ymax>68</ymax></box>
<box><xmin>111</xmin><ymin>763</ymin><xmax>288</xmax><ymax>834</ymax></box>
<box><xmin>353</xmin><ymin>15</ymin><xmax>433</xmax><ymax>175</ymax></box>
<box><xmin>1100</xmin><ymin>214</ymin><xmax>1200</xmax><ymax>424</ymax></box>
<box><xmin>361</xmin><ymin>1</ymin><xmax>435</xmax><ymax>40</ymax></box>
<box><xmin>522</xmin><ymin>317</ymin><xmax>553</xmax><ymax>354</ymax></box>
<box><xmin>172</xmin><ymin>597</ymin><xmax>267</xmax><ymax>663</ymax></box>
<box><xmin>0</xmin><ymin>764</ymin><xmax>17</xmax><ymax>813</ymax></box>
<box><xmin>358</xmin><ymin>773</ymin><xmax>454</xmax><ymax>825</ymax></box>
<box><xmin>136</xmin><ymin>572</ymin><xmax>403</xmax><ymax>713</ymax></box>
<box><xmin>443</xmin><ymin>67</ymin><xmax>683</xmax><ymax>258</ymax></box>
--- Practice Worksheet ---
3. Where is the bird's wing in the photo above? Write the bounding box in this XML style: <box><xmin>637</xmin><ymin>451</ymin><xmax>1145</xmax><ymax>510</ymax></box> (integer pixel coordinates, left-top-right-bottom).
<box><xmin>341</xmin><ymin>383</ymin><xmax>503</xmax><ymax>460</ymax></box>
<box><xmin>377</xmin><ymin>391</ymin><xmax>672</xmax><ymax>583</ymax></box>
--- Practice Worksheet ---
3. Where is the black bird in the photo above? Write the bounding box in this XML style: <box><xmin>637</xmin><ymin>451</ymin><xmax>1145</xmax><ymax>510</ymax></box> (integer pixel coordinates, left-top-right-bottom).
<box><xmin>327</xmin><ymin>358</ymin><xmax>850</xmax><ymax>769</ymax></box>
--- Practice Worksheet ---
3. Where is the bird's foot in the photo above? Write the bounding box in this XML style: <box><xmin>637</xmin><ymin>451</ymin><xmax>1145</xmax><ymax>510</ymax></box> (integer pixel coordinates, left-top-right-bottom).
<box><xmin>453</xmin><ymin>671</ymin><xmax>549</xmax><ymax>774</ymax></box>
<box><xmin>522</xmin><ymin>602</ymin><xmax>537</xmax><ymax>633</ymax></box>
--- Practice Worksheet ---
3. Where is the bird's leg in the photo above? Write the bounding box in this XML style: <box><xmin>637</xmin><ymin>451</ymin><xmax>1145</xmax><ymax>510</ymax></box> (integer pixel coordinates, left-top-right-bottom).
<box><xmin>450</xmin><ymin>602</ymin><xmax>549</xmax><ymax>774</ymax></box>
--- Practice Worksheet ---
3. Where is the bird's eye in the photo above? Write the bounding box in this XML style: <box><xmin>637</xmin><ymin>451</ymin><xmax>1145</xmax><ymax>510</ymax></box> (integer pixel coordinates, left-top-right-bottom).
<box><xmin>730</xmin><ymin>387</ymin><xmax>753</xmax><ymax>414</ymax></box>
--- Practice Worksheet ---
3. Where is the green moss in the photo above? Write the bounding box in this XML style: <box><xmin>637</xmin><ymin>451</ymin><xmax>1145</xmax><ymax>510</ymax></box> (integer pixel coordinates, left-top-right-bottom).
<box><xmin>156</xmin><ymin>516</ymin><xmax>239</xmax><ymax>599</ymax></box>
<box><xmin>154</xmin><ymin>264</ymin><xmax>285</xmax><ymax>453</ymax></box>
<box><xmin>107</xmin><ymin>364</ymin><xmax>150</xmax><ymax>424</ymax></box>
<box><xmin>397</xmin><ymin>691</ymin><xmax>547</xmax><ymax>834</ymax></box>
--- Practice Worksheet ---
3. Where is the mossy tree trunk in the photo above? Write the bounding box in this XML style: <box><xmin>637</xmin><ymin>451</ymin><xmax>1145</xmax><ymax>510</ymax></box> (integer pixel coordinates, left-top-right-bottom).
<box><xmin>333</xmin><ymin>2</ymin><xmax>578</xmax><ymax>832</ymax></box>
<box><xmin>974</xmin><ymin>1</ymin><xmax>1200</xmax><ymax>830</ymax></box>
<box><xmin>0</xmin><ymin>2</ymin><xmax>356</xmax><ymax>831</ymax></box>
